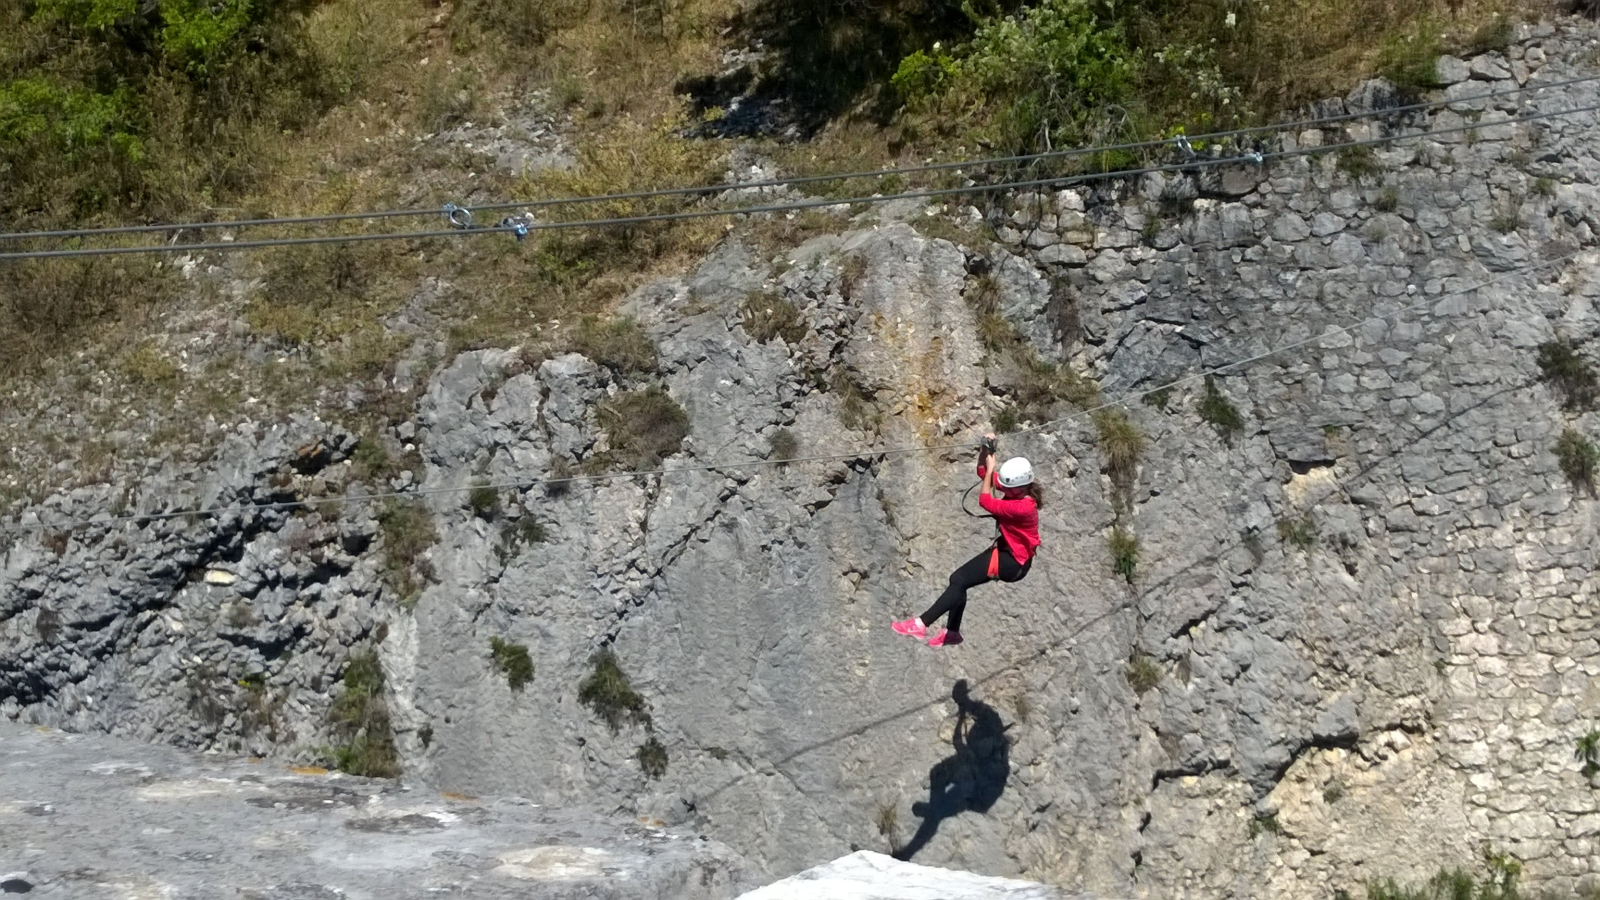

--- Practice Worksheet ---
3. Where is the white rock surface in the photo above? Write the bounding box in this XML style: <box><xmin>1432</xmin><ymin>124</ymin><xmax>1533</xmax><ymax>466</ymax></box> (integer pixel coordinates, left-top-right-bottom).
<box><xmin>736</xmin><ymin>851</ymin><xmax>1066</xmax><ymax>900</ymax></box>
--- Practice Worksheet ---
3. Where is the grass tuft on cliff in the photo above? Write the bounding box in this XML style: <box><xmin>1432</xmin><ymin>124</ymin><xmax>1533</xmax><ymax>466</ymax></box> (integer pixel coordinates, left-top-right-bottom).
<box><xmin>327</xmin><ymin>650</ymin><xmax>400</xmax><ymax>778</ymax></box>
<box><xmin>578</xmin><ymin>648</ymin><xmax>651</xmax><ymax>733</ymax></box>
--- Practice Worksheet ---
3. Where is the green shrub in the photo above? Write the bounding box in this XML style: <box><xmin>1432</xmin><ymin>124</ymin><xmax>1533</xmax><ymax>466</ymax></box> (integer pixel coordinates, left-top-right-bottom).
<box><xmin>545</xmin><ymin>457</ymin><xmax>578</xmax><ymax>497</ymax></box>
<box><xmin>569</xmin><ymin>316</ymin><xmax>658</xmax><ymax>376</ymax></box>
<box><xmin>495</xmin><ymin>516</ymin><xmax>548</xmax><ymax>564</ymax></box>
<box><xmin>635</xmin><ymin>736</ymin><xmax>668</xmax><ymax>779</ymax></box>
<box><xmin>1094</xmin><ymin>409</ymin><xmax>1143</xmax><ymax>510</ymax></box>
<box><xmin>349</xmin><ymin>431</ymin><xmax>401</xmax><ymax>483</ymax></box>
<box><xmin>1536</xmin><ymin>338</ymin><xmax>1598</xmax><ymax>412</ymax></box>
<box><xmin>467</xmin><ymin>479</ymin><xmax>501</xmax><ymax>519</ymax></box>
<box><xmin>1376</xmin><ymin>18</ymin><xmax>1444</xmax><ymax>96</ymax></box>
<box><xmin>1577</xmin><ymin>728</ymin><xmax>1600</xmax><ymax>779</ymax></box>
<box><xmin>907</xmin><ymin>0</ymin><xmax>1140</xmax><ymax>155</ymax></box>
<box><xmin>741</xmin><ymin>294</ymin><xmax>808</xmax><ymax>345</ymax></box>
<box><xmin>489</xmin><ymin>638</ymin><xmax>534</xmax><ymax>692</ymax></box>
<box><xmin>1367</xmin><ymin>870</ymin><xmax>1474</xmax><ymax>900</ymax></box>
<box><xmin>977</xmin><ymin>312</ymin><xmax>1016</xmax><ymax>354</ymax></box>
<box><xmin>1278</xmin><ymin>512</ymin><xmax>1317</xmax><ymax>552</ymax></box>
<box><xmin>746</xmin><ymin>0</ymin><xmax>1009</xmax><ymax>126</ymax></box>
<box><xmin>0</xmin><ymin>78</ymin><xmax>143</xmax><ymax>163</ymax></box>
<box><xmin>1337</xmin><ymin>145</ymin><xmax>1381</xmax><ymax>181</ymax></box>
<box><xmin>1323</xmin><ymin>781</ymin><xmax>1346</xmax><ymax>803</ymax></box>
<box><xmin>0</xmin><ymin>257</ymin><xmax>175</xmax><ymax>379</ymax></box>
<box><xmin>1555</xmin><ymin>429</ymin><xmax>1599</xmax><ymax>496</ymax></box>
<box><xmin>1368</xmin><ymin>849</ymin><xmax>1525</xmax><ymax>900</ymax></box>
<box><xmin>1109</xmin><ymin>526</ymin><xmax>1139</xmax><ymax>584</ymax></box>
<box><xmin>1198</xmin><ymin>375</ymin><xmax>1244</xmax><ymax>444</ymax></box>
<box><xmin>578</xmin><ymin>648</ymin><xmax>650</xmax><ymax>733</ymax></box>
<box><xmin>5</xmin><ymin>0</ymin><xmax>327</xmax><ymax>227</ymax></box>
<box><xmin>1465</xmin><ymin>14</ymin><xmax>1513</xmax><ymax>54</ymax></box>
<box><xmin>450</xmin><ymin>0</ymin><xmax>583</xmax><ymax>50</ymax></box>
<box><xmin>1142</xmin><ymin>387</ymin><xmax>1173</xmax><ymax>412</ymax></box>
<box><xmin>593</xmin><ymin>386</ymin><xmax>691</xmax><ymax>472</ymax></box>
<box><xmin>993</xmin><ymin>404</ymin><xmax>1022</xmax><ymax>434</ymax></box>
<box><xmin>248</xmin><ymin>244</ymin><xmax>376</xmax><ymax>349</ymax></box>
<box><xmin>1249</xmin><ymin>813</ymin><xmax>1282</xmax><ymax>838</ymax></box>
<box><xmin>377</xmin><ymin>500</ymin><xmax>438</xmax><ymax>605</ymax></box>
<box><xmin>891</xmin><ymin>49</ymin><xmax>958</xmax><ymax>101</ymax></box>
<box><xmin>327</xmin><ymin>650</ymin><xmax>400</xmax><ymax>778</ymax></box>
<box><xmin>1125</xmin><ymin>652</ymin><xmax>1159</xmax><ymax>694</ymax></box>
<box><xmin>1533</xmin><ymin>177</ymin><xmax>1556</xmax><ymax>198</ymax></box>
<box><xmin>768</xmin><ymin>428</ymin><xmax>800</xmax><ymax>464</ymax></box>
<box><xmin>1489</xmin><ymin>210</ymin><xmax>1520</xmax><ymax>234</ymax></box>
<box><xmin>120</xmin><ymin>344</ymin><xmax>180</xmax><ymax>388</ymax></box>
<box><xmin>1374</xmin><ymin>187</ymin><xmax>1400</xmax><ymax>212</ymax></box>
<box><xmin>830</xmin><ymin>369</ymin><xmax>878</xmax><ymax>433</ymax></box>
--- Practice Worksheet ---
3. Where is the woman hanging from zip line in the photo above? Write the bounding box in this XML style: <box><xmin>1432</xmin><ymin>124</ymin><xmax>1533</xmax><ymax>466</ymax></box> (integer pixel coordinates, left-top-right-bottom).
<box><xmin>892</xmin><ymin>432</ymin><xmax>1041</xmax><ymax>647</ymax></box>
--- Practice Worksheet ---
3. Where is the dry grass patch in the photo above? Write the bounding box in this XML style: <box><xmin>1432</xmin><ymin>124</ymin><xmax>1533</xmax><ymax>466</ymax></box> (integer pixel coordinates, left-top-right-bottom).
<box><xmin>592</xmin><ymin>385</ymin><xmax>691</xmax><ymax>472</ymax></box>
<box><xmin>1094</xmin><ymin>409</ymin><xmax>1144</xmax><ymax>510</ymax></box>
<box><xmin>377</xmin><ymin>499</ymin><xmax>438</xmax><ymax>605</ymax></box>
<box><xmin>568</xmin><ymin>315</ymin><xmax>658</xmax><ymax>375</ymax></box>
<box><xmin>740</xmin><ymin>293</ymin><xmax>807</xmax><ymax>344</ymax></box>
<box><xmin>519</xmin><ymin>0</ymin><xmax>737</xmax><ymax>123</ymax></box>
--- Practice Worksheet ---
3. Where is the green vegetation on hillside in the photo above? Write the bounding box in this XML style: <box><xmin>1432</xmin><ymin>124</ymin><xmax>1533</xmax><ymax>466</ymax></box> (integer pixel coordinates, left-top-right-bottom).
<box><xmin>0</xmin><ymin>0</ymin><xmax>330</xmax><ymax>228</ymax></box>
<box><xmin>327</xmin><ymin>649</ymin><xmax>400</xmax><ymax>777</ymax></box>
<box><xmin>0</xmin><ymin>0</ymin><xmax>1541</xmax><ymax>514</ymax></box>
<box><xmin>578</xmin><ymin>647</ymin><xmax>651</xmax><ymax>733</ymax></box>
<box><xmin>489</xmin><ymin>637</ymin><xmax>534</xmax><ymax>692</ymax></box>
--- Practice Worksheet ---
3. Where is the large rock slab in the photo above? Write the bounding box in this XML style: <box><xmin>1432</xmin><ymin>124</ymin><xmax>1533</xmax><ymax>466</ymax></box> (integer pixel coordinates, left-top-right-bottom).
<box><xmin>736</xmin><ymin>851</ymin><xmax>1068</xmax><ymax>900</ymax></box>
<box><xmin>0</xmin><ymin>723</ymin><xmax>757</xmax><ymax>899</ymax></box>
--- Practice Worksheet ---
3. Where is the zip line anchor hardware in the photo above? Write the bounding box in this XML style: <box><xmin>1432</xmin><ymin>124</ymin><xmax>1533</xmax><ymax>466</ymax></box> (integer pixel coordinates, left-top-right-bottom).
<box><xmin>443</xmin><ymin>203</ymin><xmax>475</xmax><ymax>230</ymax></box>
<box><xmin>1175</xmin><ymin>135</ymin><xmax>1197</xmax><ymax>162</ymax></box>
<box><xmin>499</xmin><ymin>214</ymin><xmax>535</xmax><ymax>241</ymax></box>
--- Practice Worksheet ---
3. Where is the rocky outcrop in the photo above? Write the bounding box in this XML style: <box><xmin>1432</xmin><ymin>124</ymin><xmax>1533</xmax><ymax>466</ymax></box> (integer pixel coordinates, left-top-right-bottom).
<box><xmin>4</xmin><ymin>17</ymin><xmax>1600</xmax><ymax>900</ymax></box>
<box><xmin>736</xmin><ymin>850</ymin><xmax>1066</xmax><ymax>899</ymax></box>
<box><xmin>0</xmin><ymin>722</ymin><xmax>755</xmax><ymax>898</ymax></box>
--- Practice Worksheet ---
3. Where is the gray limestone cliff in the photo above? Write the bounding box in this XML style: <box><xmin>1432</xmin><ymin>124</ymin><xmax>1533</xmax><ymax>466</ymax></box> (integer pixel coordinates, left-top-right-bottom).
<box><xmin>4</xmin><ymin>18</ymin><xmax>1600</xmax><ymax>900</ymax></box>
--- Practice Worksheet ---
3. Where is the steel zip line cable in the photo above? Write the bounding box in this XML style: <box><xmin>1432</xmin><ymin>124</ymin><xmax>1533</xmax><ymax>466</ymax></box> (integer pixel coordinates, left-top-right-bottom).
<box><xmin>1</xmin><ymin>251</ymin><xmax>1576</xmax><ymax>536</ymax></box>
<box><xmin>3</xmin><ymin>99</ymin><xmax>1597</xmax><ymax>262</ymax></box>
<box><xmin>0</xmin><ymin>72</ymin><xmax>1594</xmax><ymax>246</ymax></box>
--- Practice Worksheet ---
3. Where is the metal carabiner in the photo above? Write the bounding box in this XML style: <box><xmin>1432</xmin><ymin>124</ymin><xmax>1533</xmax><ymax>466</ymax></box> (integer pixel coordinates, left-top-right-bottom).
<box><xmin>443</xmin><ymin>202</ymin><xmax>474</xmax><ymax>230</ymax></box>
<box><xmin>499</xmin><ymin>214</ymin><xmax>533</xmax><ymax>241</ymax></box>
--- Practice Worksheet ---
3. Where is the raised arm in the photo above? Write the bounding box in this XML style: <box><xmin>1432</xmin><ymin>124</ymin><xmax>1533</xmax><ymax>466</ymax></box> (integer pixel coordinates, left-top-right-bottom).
<box><xmin>978</xmin><ymin>432</ymin><xmax>998</xmax><ymax>499</ymax></box>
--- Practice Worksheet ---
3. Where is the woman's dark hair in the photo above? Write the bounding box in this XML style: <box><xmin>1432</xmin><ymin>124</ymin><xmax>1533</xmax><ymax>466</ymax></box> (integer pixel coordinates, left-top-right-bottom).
<box><xmin>1002</xmin><ymin>480</ymin><xmax>1044</xmax><ymax>509</ymax></box>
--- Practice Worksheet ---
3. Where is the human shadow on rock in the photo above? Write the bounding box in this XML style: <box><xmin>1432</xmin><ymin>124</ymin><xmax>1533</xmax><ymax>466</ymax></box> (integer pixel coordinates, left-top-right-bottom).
<box><xmin>894</xmin><ymin>679</ymin><xmax>1011</xmax><ymax>861</ymax></box>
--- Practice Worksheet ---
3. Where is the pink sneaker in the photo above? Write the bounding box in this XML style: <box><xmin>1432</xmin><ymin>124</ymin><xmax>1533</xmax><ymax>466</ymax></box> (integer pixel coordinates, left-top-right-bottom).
<box><xmin>892</xmin><ymin>617</ymin><xmax>927</xmax><ymax>639</ymax></box>
<box><xmin>928</xmin><ymin>629</ymin><xmax>963</xmax><ymax>647</ymax></box>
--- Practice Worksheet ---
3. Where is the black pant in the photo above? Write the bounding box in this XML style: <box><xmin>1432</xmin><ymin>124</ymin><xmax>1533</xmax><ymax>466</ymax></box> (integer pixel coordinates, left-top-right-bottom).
<box><xmin>919</xmin><ymin>541</ymin><xmax>1031</xmax><ymax>633</ymax></box>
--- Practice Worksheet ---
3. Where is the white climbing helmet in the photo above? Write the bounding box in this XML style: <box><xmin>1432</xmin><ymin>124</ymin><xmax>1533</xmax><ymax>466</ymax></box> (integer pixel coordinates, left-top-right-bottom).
<box><xmin>997</xmin><ymin>457</ymin><xmax>1034</xmax><ymax>489</ymax></box>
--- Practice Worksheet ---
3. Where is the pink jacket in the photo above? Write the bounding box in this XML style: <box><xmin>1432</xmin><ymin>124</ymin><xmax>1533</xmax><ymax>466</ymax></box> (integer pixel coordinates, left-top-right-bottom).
<box><xmin>976</xmin><ymin>463</ymin><xmax>1041</xmax><ymax>564</ymax></box>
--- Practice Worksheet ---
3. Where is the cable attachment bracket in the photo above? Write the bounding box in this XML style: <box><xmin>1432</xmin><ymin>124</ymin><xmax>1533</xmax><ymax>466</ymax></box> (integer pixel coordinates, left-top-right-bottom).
<box><xmin>443</xmin><ymin>202</ymin><xmax>475</xmax><ymax>230</ymax></box>
<box><xmin>499</xmin><ymin>213</ymin><xmax>535</xmax><ymax>241</ymax></box>
<box><xmin>1242</xmin><ymin>149</ymin><xmax>1265</xmax><ymax>165</ymax></box>
<box><xmin>1175</xmin><ymin>134</ymin><xmax>1196</xmax><ymax>161</ymax></box>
